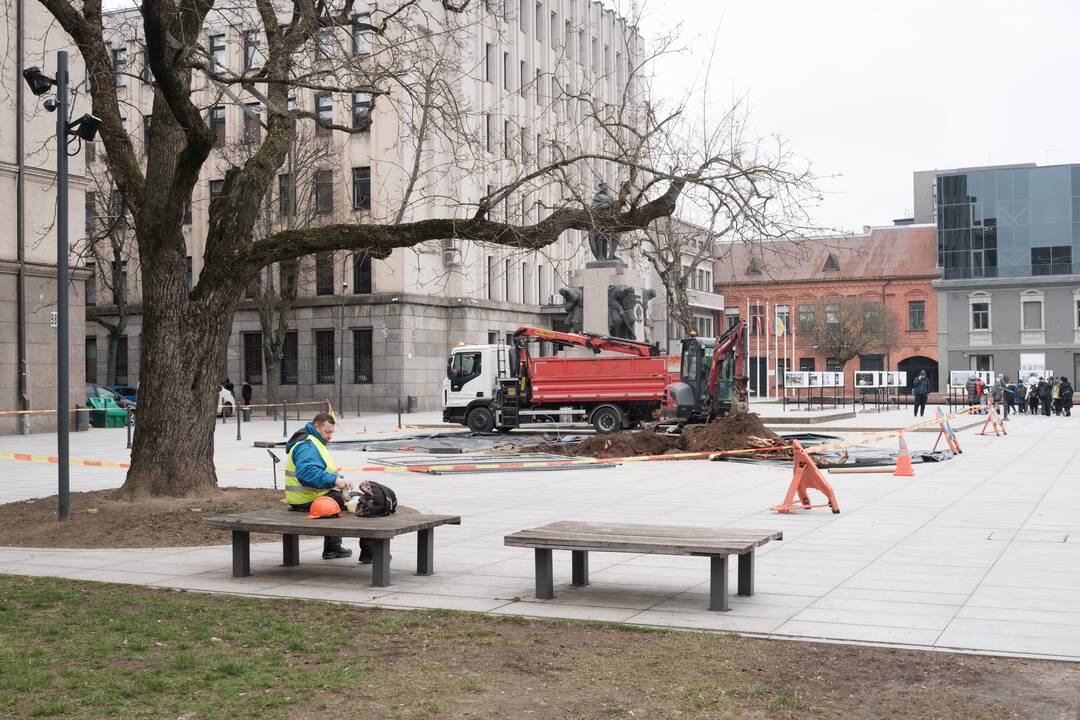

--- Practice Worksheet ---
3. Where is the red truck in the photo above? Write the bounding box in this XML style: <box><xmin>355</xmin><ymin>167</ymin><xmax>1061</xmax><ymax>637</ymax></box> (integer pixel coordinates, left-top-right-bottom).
<box><xmin>442</xmin><ymin>326</ymin><xmax>676</xmax><ymax>433</ymax></box>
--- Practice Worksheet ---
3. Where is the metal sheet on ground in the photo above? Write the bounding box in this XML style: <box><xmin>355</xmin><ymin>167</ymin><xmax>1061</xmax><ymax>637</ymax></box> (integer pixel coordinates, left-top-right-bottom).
<box><xmin>367</xmin><ymin>453</ymin><xmax>619</xmax><ymax>474</ymax></box>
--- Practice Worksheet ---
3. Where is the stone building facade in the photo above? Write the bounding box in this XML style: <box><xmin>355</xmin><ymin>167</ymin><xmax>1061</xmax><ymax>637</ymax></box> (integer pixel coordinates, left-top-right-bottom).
<box><xmin>0</xmin><ymin>0</ymin><xmax>89</xmax><ymax>433</ymax></box>
<box><xmin>713</xmin><ymin>225</ymin><xmax>942</xmax><ymax>396</ymax></box>
<box><xmin>83</xmin><ymin>1</ymin><xmax>677</xmax><ymax>413</ymax></box>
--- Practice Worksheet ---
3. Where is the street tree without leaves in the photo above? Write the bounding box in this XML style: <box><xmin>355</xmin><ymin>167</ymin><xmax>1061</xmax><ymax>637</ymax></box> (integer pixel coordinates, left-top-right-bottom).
<box><xmin>806</xmin><ymin>298</ymin><xmax>898</xmax><ymax>368</ymax></box>
<box><xmin>39</xmin><ymin>0</ymin><xmax>811</xmax><ymax>497</ymax></box>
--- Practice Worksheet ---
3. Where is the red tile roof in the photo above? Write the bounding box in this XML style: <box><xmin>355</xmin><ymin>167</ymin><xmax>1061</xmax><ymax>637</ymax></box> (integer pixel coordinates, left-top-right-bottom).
<box><xmin>713</xmin><ymin>226</ymin><xmax>941</xmax><ymax>285</ymax></box>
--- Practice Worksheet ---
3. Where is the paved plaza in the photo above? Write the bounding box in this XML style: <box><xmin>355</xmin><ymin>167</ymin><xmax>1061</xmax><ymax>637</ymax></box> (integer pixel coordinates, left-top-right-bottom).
<box><xmin>1</xmin><ymin>404</ymin><xmax>1078</xmax><ymax>662</ymax></box>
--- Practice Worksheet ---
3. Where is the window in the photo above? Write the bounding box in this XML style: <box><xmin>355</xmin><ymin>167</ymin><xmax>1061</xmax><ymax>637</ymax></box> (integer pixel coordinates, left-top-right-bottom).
<box><xmin>799</xmin><ymin>357</ymin><xmax>815</xmax><ymax>372</ymax></box>
<box><xmin>535</xmin><ymin>2</ymin><xmax>544</xmax><ymax>42</ymax></box>
<box><xmin>484</xmin><ymin>43</ymin><xmax>493</xmax><ymax>82</ymax></box>
<box><xmin>85</xmin><ymin>192</ymin><xmax>97</xmax><ymax>234</ymax></box>
<box><xmin>142</xmin><ymin>115</ymin><xmax>151</xmax><ymax>152</ymax></box>
<box><xmin>210</xmin><ymin>34</ymin><xmax>226</xmax><ymax>72</ymax></box>
<box><xmin>503</xmin><ymin>52</ymin><xmax>510</xmax><ymax>90</ymax></box>
<box><xmin>209</xmin><ymin>106</ymin><xmax>226</xmax><ymax>146</ymax></box>
<box><xmin>825</xmin><ymin>303</ymin><xmax>839</xmax><ymax>327</ymax></box>
<box><xmin>550</xmin><ymin>11</ymin><xmax>558</xmax><ymax>49</ymax></box>
<box><xmin>724</xmin><ymin>308</ymin><xmax>739</xmax><ymax>329</ymax></box>
<box><xmin>184</xmin><ymin>202</ymin><xmax>192</xmax><ymax>224</ymax></box>
<box><xmin>315</xmin><ymin>252</ymin><xmax>334</xmax><ymax>295</ymax></box>
<box><xmin>85</xmin><ymin>262</ymin><xmax>96</xmax><ymax>305</ymax></box>
<box><xmin>1031</xmin><ymin>246</ymin><xmax>1072</xmax><ymax>276</ymax></box>
<box><xmin>749</xmin><ymin>305</ymin><xmax>764</xmax><ymax>335</ymax></box>
<box><xmin>185</xmin><ymin>256</ymin><xmax>193</xmax><ymax>293</ymax></box>
<box><xmin>505</xmin><ymin>259</ymin><xmax>512</xmax><ymax>301</ymax></box>
<box><xmin>245</xmin><ymin>272</ymin><xmax>260</xmax><ymax>300</ymax></box>
<box><xmin>86</xmin><ymin>140</ymin><xmax>95</xmax><ymax>162</ymax></box>
<box><xmin>115</xmin><ymin>336</ymin><xmax>129</xmax><ymax>385</ymax></box>
<box><xmin>969</xmin><ymin>354</ymin><xmax>993</xmax><ymax>372</ymax></box>
<box><xmin>972</xmin><ymin>302</ymin><xmax>990</xmax><ymax>330</ymax></box>
<box><xmin>908</xmin><ymin>300</ymin><xmax>925</xmax><ymax>331</ymax></box>
<box><xmin>314</xmin><ymin>94</ymin><xmax>332</xmax><ymax>137</ymax></box>
<box><xmin>112</xmin><ymin>47</ymin><xmax>127</xmax><ymax>86</ymax></box>
<box><xmin>797</xmin><ymin>304</ymin><xmax>815</xmax><ymax>333</ymax></box>
<box><xmin>280</xmin><ymin>331</ymin><xmax>298</xmax><ymax>384</ymax></box>
<box><xmin>314</xmin><ymin>169</ymin><xmax>334</xmax><ymax>214</ymax></box>
<box><xmin>775</xmin><ymin>305</ymin><xmax>790</xmax><ymax>334</ymax></box>
<box><xmin>352</xmin><ymin>15</ymin><xmax>371</xmax><ymax>56</ymax></box>
<box><xmin>503</xmin><ymin>120</ymin><xmax>512</xmax><ymax>159</ymax></box>
<box><xmin>278</xmin><ymin>174</ymin><xmax>292</xmax><ymax>216</ymax></box>
<box><xmin>1021</xmin><ymin>297</ymin><xmax>1043</xmax><ymax>331</ymax></box>
<box><xmin>280</xmin><ymin>259</ymin><xmax>298</xmax><ymax>298</ymax></box>
<box><xmin>243</xmin><ymin>30</ymin><xmax>262</xmax><ymax>70</ymax></box>
<box><xmin>1075</xmin><ymin>297</ymin><xmax>1080</xmax><ymax>330</ymax></box>
<box><xmin>242</xmin><ymin>103</ymin><xmax>261</xmax><ymax>144</ymax></box>
<box><xmin>519</xmin><ymin>0</ymin><xmax>528</xmax><ymax>31</ymax></box>
<box><xmin>826</xmin><ymin>357</ymin><xmax>843</xmax><ymax>372</ymax></box>
<box><xmin>449</xmin><ymin>350</ymin><xmax>482</xmax><ymax>380</ymax></box>
<box><xmin>140</xmin><ymin>49</ymin><xmax>153</xmax><ymax>82</ymax></box>
<box><xmin>487</xmin><ymin>256</ymin><xmax>495</xmax><ymax>300</ymax></box>
<box><xmin>110</xmin><ymin>190</ymin><xmax>127</xmax><ymax>228</ymax></box>
<box><xmin>485</xmin><ymin>113</ymin><xmax>494</xmax><ymax>153</ymax></box>
<box><xmin>243</xmin><ymin>332</ymin><xmax>263</xmax><ymax>384</ymax></box>
<box><xmin>351</xmin><ymin>92</ymin><xmax>371</xmax><ymax>129</ymax></box>
<box><xmin>822</xmin><ymin>253</ymin><xmax>840</xmax><ymax>272</ymax></box>
<box><xmin>520</xmin><ymin>60</ymin><xmax>527</xmax><ymax>97</ymax></box>
<box><xmin>351</xmin><ymin>166</ymin><xmax>371</xmax><ymax>210</ymax></box>
<box><xmin>316</xmin><ymin>27</ymin><xmax>334</xmax><ymax>61</ymax></box>
<box><xmin>85</xmin><ymin>336</ymin><xmax>97</xmax><ymax>383</ymax></box>
<box><xmin>694</xmin><ymin>315</ymin><xmax>713</xmax><ymax>338</ymax></box>
<box><xmin>353</xmin><ymin>328</ymin><xmax>373</xmax><ymax>383</ymax></box>
<box><xmin>209</xmin><ymin>179</ymin><xmax>224</xmax><ymax>200</ymax></box>
<box><xmin>353</xmin><ymin>253</ymin><xmax>372</xmax><ymax>294</ymax></box>
<box><xmin>315</xmin><ymin>330</ymin><xmax>335</xmax><ymax>384</ymax></box>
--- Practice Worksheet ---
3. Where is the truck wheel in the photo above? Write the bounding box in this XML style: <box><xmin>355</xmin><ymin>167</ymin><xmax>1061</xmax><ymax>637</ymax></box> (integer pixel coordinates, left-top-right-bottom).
<box><xmin>466</xmin><ymin>407</ymin><xmax>495</xmax><ymax>433</ymax></box>
<box><xmin>591</xmin><ymin>405</ymin><xmax>624</xmax><ymax>434</ymax></box>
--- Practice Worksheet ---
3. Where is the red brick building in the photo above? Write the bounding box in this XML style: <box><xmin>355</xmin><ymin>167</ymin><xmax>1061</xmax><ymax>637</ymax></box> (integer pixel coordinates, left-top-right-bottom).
<box><xmin>713</xmin><ymin>225</ymin><xmax>942</xmax><ymax>396</ymax></box>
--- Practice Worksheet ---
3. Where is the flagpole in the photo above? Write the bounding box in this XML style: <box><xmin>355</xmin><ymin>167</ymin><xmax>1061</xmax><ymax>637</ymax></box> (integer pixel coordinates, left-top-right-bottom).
<box><xmin>766</xmin><ymin>300</ymin><xmax>771</xmax><ymax>399</ymax></box>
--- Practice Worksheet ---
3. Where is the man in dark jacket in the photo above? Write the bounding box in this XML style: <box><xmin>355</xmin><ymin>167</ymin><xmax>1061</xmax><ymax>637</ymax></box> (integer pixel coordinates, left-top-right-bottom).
<box><xmin>1038</xmin><ymin>379</ymin><xmax>1052</xmax><ymax>416</ymax></box>
<box><xmin>912</xmin><ymin>370</ymin><xmax>930</xmax><ymax>417</ymax></box>
<box><xmin>241</xmin><ymin>379</ymin><xmax>253</xmax><ymax>406</ymax></box>
<box><xmin>1060</xmin><ymin>377</ymin><xmax>1074</xmax><ymax>417</ymax></box>
<box><xmin>965</xmin><ymin>375</ymin><xmax>979</xmax><ymax>408</ymax></box>
<box><xmin>284</xmin><ymin>413</ymin><xmax>375</xmax><ymax>562</ymax></box>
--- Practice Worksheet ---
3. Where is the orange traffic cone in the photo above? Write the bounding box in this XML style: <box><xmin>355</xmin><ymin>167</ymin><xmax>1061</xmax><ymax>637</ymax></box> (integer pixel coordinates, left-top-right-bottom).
<box><xmin>772</xmin><ymin>440</ymin><xmax>841</xmax><ymax>514</ymax></box>
<box><xmin>894</xmin><ymin>433</ymin><xmax>915</xmax><ymax>477</ymax></box>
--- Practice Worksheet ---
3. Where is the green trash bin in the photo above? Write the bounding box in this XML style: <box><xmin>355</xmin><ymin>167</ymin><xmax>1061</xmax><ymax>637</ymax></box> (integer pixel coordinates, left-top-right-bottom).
<box><xmin>87</xmin><ymin>397</ymin><xmax>107</xmax><ymax>428</ymax></box>
<box><xmin>88</xmin><ymin>397</ymin><xmax>127</xmax><ymax>428</ymax></box>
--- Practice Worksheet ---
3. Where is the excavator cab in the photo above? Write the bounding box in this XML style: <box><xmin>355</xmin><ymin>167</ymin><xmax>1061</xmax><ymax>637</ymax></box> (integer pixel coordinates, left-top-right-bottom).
<box><xmin>662</xmin><ymin>334</ymin><xmax>741</xmax><ymax>425</ymax></box>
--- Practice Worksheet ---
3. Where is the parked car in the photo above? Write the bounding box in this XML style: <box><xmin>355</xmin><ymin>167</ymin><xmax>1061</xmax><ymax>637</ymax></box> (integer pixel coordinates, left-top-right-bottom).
<box><xmin>86</xmin><ymin>383</ymin><xmax>135</xmax><ymax>409</ymax></box>
<box><xmin>217</xmin><ymin>385</ymin><xmax>236</xmax><ymax>418</ymax></box>
<box><xmin>109</xmin><ymin>385</ymin><xmax>138</xmax><ymax>403</ymax></box>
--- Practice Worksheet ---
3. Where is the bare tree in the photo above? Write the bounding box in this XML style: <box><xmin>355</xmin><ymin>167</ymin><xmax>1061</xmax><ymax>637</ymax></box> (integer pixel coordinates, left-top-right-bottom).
<box><xmin>37</xmin><ymin>0</ymin><xmax>808</xmax><ymax>497</ymax></box>
<box><xmin>807</xmin><ymin>298</ymin><xmax>897</xmax><ymax>368</ymax></box>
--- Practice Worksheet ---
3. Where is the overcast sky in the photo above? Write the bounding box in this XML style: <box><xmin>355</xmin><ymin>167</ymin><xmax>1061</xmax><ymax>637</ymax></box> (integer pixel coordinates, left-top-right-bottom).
<box><xmin>643</xmin><ymin>0</ymin><xmax>1080</xmax><ymax>233</ymax></box>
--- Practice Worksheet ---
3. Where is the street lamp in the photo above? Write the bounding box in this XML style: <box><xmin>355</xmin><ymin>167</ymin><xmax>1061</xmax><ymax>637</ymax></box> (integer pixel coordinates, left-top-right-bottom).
<box><xmin>24</xmin><ymin>53</ymin><xmax>101</xmax><ymax>522</ymax></box>
<box><xmin>339</xmin><ymin>255</ymin><xmax>348</xmax><ymax>418</ymax></box>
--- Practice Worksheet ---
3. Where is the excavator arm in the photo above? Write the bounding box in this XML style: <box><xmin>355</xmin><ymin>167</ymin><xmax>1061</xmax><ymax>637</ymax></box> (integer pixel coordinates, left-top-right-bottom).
<box><xmin>704</xmin><ymin>319</ymin><xmax>749</xmax><ymax>415</ymax></box>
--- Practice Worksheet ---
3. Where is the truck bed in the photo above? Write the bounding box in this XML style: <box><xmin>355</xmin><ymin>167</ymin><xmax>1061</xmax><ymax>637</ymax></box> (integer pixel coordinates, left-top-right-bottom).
<box><xmin>527</xmin><ymin>355</ymin><xmax>673</xmax><ymax>404</ymax></box>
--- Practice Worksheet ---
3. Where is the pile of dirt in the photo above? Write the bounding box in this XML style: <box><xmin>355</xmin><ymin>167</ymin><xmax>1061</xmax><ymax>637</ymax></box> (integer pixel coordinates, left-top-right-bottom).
<box><xmin>522</xmin><ymin>413</ymin><xmax>785</xmax><ymax>459</ymax></box>
<box><xmin>681</xmin><ymin>412</ymin><xmax>782</xmax><ymax>452</ymax></box>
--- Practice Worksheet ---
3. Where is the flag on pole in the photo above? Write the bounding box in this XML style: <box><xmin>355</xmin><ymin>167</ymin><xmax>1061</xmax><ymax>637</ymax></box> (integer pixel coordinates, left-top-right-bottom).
<box><xmin>775</xmin><ymin>314</ymin><xmax>786</xmax><ymax>338</ymax></box>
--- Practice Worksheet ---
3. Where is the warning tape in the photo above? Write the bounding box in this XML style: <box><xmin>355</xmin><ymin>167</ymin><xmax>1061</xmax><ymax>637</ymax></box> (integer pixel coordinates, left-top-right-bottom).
<box><xmin>0</xmin><ymin>407</ymin><xmax>984</xmax><ymax>475</ymax></box>
<box><xmin>0</xmin><ymin>399</ymin><xmax>329</xmax><ymax>417</ymax></box>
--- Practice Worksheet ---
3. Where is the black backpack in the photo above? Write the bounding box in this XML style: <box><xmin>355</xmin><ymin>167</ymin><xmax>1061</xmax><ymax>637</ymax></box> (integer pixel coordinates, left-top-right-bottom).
<box><xmin>350</xmin><ymin>481</ymin><xmax>398</xmax><ymax>518</ymax></box>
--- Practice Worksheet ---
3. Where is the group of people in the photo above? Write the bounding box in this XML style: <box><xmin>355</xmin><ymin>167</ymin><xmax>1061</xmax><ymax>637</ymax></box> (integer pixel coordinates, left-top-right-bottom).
<box><xmin>965</xmin><ymin>373</ymin><xmax>1073</xmax><ymax>419</ymax></box>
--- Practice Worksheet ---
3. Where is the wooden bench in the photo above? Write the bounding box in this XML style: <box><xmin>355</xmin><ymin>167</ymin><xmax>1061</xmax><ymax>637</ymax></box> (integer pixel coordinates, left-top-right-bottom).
<box><xmin>204</xmin><ymin>509</ymin><xmax>461</xmax><ymax>587</ymax></box>
<box><xmin>505</xmin><ymin>522</ymin><xmax>782</xmax><ymax>611</ymax></box>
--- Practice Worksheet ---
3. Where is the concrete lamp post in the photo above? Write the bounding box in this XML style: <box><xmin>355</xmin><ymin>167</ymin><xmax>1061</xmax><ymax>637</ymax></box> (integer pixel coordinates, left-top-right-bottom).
<box><xmin>23</xmin><ymin>54</ymin><xmax>101</xmax><ymax>521</ymax></box>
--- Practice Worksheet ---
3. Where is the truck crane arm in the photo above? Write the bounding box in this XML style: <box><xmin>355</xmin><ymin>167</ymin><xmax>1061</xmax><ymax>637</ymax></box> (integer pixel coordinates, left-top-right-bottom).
<box><xmin>512</xmin><ymin>326</ymin><xmax>662</xmax><ymax>357</ymax></box>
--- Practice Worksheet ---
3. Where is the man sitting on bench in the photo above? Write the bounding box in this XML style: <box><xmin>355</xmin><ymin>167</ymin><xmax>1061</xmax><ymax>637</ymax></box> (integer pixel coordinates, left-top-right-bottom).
<box><xmin>285</xmin><ymin>412</ymin><xmax>374</xmax><ymax>563</ymax></box>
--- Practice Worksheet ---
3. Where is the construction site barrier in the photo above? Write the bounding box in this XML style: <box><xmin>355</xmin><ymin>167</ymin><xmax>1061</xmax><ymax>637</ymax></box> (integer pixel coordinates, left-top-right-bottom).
<box><xmin>0</xmin><ymin>399</ymin><xmax>330</xmax><ymax>417</ymax></box>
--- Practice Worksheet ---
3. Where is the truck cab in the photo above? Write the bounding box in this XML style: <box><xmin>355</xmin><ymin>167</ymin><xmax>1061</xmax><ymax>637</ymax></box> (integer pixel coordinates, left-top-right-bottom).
<box><xmin>441</xmin><ymin>343</ymin><xmax>516</xmax><ymax>432</ymax></box>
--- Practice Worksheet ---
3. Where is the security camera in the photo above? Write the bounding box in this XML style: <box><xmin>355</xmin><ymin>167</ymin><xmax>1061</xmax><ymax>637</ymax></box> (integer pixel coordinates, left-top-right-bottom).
<box><xmin>43</xmin><ymin>98</ymin><xmax>58</xmax><ymax>112</ymax></box>
<box><xmin>68</xmin><ymin>114</ymin><xmax>102</xmax><ymax>141</ymax></box>
<box><xmin>22</xmin><ymin>66</ymin><xmax>55</xmax><ymax>96</ymax></box>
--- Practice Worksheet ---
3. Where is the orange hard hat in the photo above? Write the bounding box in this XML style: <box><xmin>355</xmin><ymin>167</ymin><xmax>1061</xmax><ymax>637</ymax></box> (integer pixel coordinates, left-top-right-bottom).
<box><xmin>307</xmin><ymin>495</ymin><xmax>341</xmax><ymax>519</ymax></box>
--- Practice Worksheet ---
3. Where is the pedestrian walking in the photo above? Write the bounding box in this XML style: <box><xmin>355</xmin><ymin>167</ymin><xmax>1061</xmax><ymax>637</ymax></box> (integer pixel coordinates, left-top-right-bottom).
<box><xmin>1029</xmin><ymin>381</ymin><xmax>1041</xmax><ymax>415</ymax></box>
<box><xmin>912</xmin><ymin>370</ymin><xmax>930</xmax><ymax>417</ymax></box>
<box><xmin>1052</xmin><ymin>378</ymin><xmax>1062</xmax><ymax>415</ymax></box>
<box><xmin>1039</xmin><ymin>378</ymin><xmax>1052</xmax><ymax>416</ymax></box>
<box><xmin>1061</xmin><ymin>377</ymin><xmax>1074</xmax><ymax>417</ymax></box>
<box><xmin>995</xmin><ymin>374</ymin><xmax>1009</xmax><ymax>420</ymax></box>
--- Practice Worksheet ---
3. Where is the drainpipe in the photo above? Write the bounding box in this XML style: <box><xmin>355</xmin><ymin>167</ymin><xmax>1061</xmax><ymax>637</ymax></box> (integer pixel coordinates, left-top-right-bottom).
<box><xmin>881</xmin><ymin>279</ymin><xmax>892</xmax><ymax>371</ymax></box>
<box><xmin>15</xmin><ymin>0</ymin><xmax>30</xmax><ymax>434</ymax></box>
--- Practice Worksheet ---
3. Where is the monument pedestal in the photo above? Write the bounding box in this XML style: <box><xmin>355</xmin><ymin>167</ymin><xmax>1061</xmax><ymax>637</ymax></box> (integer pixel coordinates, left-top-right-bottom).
<box><xmin>569</xmin><ymin>260</ymin><xmax>646</xmax><ymax>340</ymax></box>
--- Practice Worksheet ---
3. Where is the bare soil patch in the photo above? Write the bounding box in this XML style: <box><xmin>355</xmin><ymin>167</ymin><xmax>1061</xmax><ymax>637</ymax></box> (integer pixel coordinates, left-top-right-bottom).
<box><xmin>1</xmin><ymin>488</ymin><xmax>308</xmax><ymax>548</ymax></box>
<box><xmin>526</xmin><ymin>413</ymin><xmax>785</xmax><ymax>459</ymax></box>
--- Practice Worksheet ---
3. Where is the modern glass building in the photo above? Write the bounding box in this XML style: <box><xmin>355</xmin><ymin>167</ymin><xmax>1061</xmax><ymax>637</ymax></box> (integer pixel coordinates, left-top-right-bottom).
<box><xmin>936</xmin><ymin>164</ymin><xmax>1080</xmax><ymax>280</ymax></box>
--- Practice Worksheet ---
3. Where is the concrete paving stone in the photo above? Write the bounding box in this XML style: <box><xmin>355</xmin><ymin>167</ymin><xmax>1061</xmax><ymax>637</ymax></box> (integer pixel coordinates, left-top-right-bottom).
<box><xmin>546</xmin><ymin>586</ymin><xmax>681</xmax><ymax>611</ymax></box>
<box><xmin>966</xmin><ymin>585</ymin><xmax>1080</xmax><ymax>613</ymax></box>
<box><xmin>808</xmin><ymin>595</ymin><xmax>963</xmax><ymax>617</ymax></box>
<box><xmin>258</xmin><ymin>583</ymin><xmax>396</xmax><ymax>604</ymax></box>
<box><xmin>369</xmin><ymin>592</ymin><xmax>511</xmax><ymax>613</ymax></box>
<box><xmin>0</xmin><ymin>563</ymin><xmax>89</xmax><ymax>579</ymax></box>
<box><xmin>935</xmin><ymin>622</ymin><xmax>1080</xmax><ymax>659</ymax></box>
<box><xmin>489</xmin><ymin>600</ymin><xmax>642</xmax><ymax>623</ymax></box>
<box><xmin>630</xmin><ymin>610</ymin><xmax>787</xmax><ymax>634</ymax></box>
<box><xmin>62</xmin><ymin>568</ymin><xmax>181</xmax><ymax>585</ymax></box>
<box><xmin>773</xmin><ymin>620</ymin><xmax>943</xmax><ymax>647</ymax></box>
<box><xmin>954</xmin><ymin>605</ymin><xmax>1080</xmax><ymax>628</ymax></box>
<box><xmin>790</xmin><ymin>606</ymin><xmax>953</xmax><ymax>632</ymax></box>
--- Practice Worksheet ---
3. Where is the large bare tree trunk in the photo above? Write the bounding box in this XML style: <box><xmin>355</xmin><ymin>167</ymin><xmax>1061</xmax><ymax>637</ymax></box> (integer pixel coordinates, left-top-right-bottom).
<box><xmin>119</xmin><ymin>256</ymin><xmax>242</xmax><ymax>497</ymax></box>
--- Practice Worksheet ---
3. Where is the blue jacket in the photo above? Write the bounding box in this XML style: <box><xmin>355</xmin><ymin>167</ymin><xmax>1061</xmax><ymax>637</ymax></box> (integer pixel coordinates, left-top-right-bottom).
<box><xmin>285</xmin><ymin>422</ymin><xmax>338</xmax><ymax>489</ymax></box>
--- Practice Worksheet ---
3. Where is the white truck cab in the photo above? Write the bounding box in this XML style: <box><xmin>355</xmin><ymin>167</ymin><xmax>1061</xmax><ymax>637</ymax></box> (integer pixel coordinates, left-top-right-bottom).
<box><xmin>441</xmin><ymin>343</ymin><xmax>516</xmax><ymax>432</ymax></box>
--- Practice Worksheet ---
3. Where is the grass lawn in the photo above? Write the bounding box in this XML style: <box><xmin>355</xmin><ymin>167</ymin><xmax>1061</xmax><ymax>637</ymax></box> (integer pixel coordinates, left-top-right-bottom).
<box><xmin>1</xmin><ymin>575</ymin><xmax>1077</xmax><ymax>719</ymax></box>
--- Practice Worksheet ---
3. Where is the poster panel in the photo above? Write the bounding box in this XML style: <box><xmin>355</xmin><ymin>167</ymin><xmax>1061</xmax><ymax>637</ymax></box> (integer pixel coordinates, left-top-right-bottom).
<box><xmin>784</xmin><ymin>371</ymin><xmax>809</xmax><ymax>388</ymax></box>
<box><xmin>807</xmin><ymin>372</ymin><xmax>822</xmax><ymax>387</ymax></box>
<box><xmin>832</xmin><ymin>371</ymin><xmax>846</xmax><ymax>387</ymax></box>
<box><xmin>854</xmin><ymin>371</ymin><xmax>878</xmax><ymax>388</ymax></box>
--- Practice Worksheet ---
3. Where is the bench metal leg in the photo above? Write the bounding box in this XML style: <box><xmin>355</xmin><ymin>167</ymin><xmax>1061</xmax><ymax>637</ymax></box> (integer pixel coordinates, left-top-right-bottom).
<box><xmin>231</xmin><ymin>530</ymin><xmax>251</xmax><ymax>578</ymax></box>
<box><xmin>709</xmin><ymin>555</ymin><xmax>729</xmax><ymax>611</ymax></box>
<box><xmin>571</xmin><ymin>550</ymin><xmax>589</xmax><ymax>586</ymax></box>
<box><xmin>535</xmin><ymin>548</ymin><xmax>554</xmax><ymax>599</ymax></box>
<box><xmin>417</xmin><ymin>528</ymin><xmax>434</xmax><ymax>576</ymax></box>
<box><xmin>737</xmin><ymin>550</ymin><xmax>754</xmax><ymax>597</ymax></box>
<box><xmin>371</xmin><ymin>539</ymin><xmax>391</xmax><ymax>587</ymax></box>
<box><xmin>282</xmin><ymin>534</ymin><xmax>300</xmax><ymax>567</ymax></box>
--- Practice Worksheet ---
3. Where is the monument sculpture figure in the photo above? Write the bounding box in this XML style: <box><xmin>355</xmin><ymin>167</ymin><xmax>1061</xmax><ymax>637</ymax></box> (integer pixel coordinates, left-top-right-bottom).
<box><xmin>587</xmin><ymin>182</ymin><xmax>620</xmax><ymax>262</ymax></box>
<box><xmin>558</xmin><ymin>287</ymin><xmax>584</xmax><ymax>333</ymax></box>
<box><xmin>607</xmin><ymin>284</ymin><xmax>638</xmax><ymax>339</ymax></box>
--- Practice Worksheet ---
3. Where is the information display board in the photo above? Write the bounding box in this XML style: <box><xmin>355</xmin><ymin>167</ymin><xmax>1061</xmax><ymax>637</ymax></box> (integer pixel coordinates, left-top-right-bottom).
<box><xmin>854</xmin><ymin>371</ymin><xmax>880</xmax><ymax>388</ymax></box>
<box><xmin>784</xmin><ymin>371</ymin><xmax>809</xmax><ymax>388</ymax></box>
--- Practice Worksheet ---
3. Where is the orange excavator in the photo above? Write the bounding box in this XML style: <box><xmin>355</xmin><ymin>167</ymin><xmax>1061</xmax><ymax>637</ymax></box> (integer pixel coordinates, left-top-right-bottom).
<box><xmin>659</xmin><ymin>319</ymin><xmax>749</xmax><ymax>430</ymax></box>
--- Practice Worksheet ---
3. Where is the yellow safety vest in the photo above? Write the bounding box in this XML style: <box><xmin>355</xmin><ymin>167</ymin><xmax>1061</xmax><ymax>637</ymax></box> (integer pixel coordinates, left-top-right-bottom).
<box><xmin>284</xmin><ymin>434</ymin><xmax>337</xmax><ymax>506</ymax></box>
